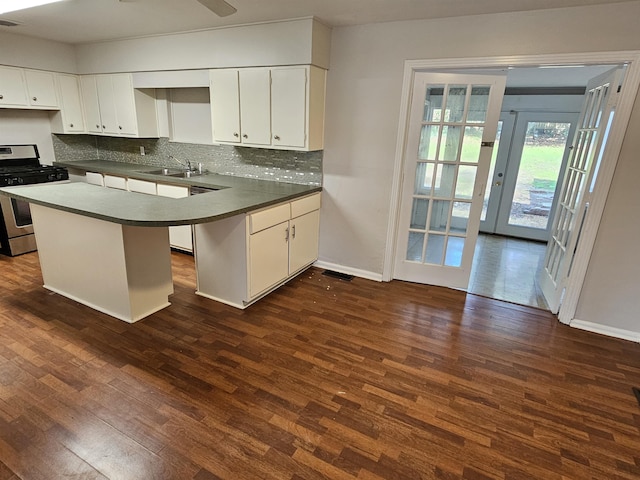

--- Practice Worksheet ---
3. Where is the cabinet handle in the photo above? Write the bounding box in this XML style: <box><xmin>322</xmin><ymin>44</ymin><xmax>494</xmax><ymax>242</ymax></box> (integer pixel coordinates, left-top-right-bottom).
<box><xmin>242</xmin><ymin>134</ymin><xmax>248</xmax><ymax>139</ymax></box>
<box><xmin>119</xmin><ymin>126</ymin><xmax>123</xmax><ymax>130</ymax></box>
<box><xmin>233</xmin><ymin>132</ymin><xmax>239</xmax><ymax>137</ymax></box>
<box><xmin>285</xmin><ymin>227</ymin><xmax>289</xmax><ymax>242</ymax></box>
<box><xmin>102</xmin><ymin>125</ymin><xmax>106</xmax><ymax>129</ymax></box>
<box><xmin>292</xmin><ymin>224</ymin><xmax>296</xmax><ymax>239</ymax></box>
<box><xmin>96</xmin><ymin>124</ymin><xmax>100</xmax><ymax>129</ymax></box>
<box><xmin>32</xmin><ymin>97</ymin><xmax>37</xmax><ymax>102</ymax></box>
<box><xmin>274</xmin><ymin>135</ymin><xmax>280</xmax><ymax>141</ymax></box>
<box><xmin>0</xmin><ymin>94</ymin><xmax>3</xmax><ymax>100</ymax></box>
<box><xmin>69</xmin><ymin>123</ymin><xmax>74</xmax><ymax>128</ymax></box>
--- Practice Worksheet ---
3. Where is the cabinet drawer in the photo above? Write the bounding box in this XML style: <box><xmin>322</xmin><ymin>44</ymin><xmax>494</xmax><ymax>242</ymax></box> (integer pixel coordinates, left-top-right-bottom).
<box><xmin>249</xmin><ymin>203</ymin><xmax>290</xmax><ymax>234</ymax></box>
<box><xmin>291</xmin><ymin>193</ymin><xmax>321</xmax><ymax>218</ymax></box>
<box><xmin>104</xmin><ymin>174</ymin><xmax>127</xmax><ymax>190</ymax></box>
<box><xmin>85</xmin><ymin>172</ymin><xmax>104</xmax><ymax>186</ymax></box>
<box><xmin>128</xmin><ymin>178</ymin><xmax>156</xmax><ymax>195</ymax></box>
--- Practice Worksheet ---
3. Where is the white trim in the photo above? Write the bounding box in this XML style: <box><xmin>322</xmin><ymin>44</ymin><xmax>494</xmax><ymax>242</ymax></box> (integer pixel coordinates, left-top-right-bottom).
<box><xmin>570</xmin><ymin>319</ymin><xmax>640</xmax><ymax>343</ymax></box>
<box><xmin>384</xmin><ymin>51</ymin><xmax>640</xmax><ymax>325</ymax></box>
<box><xmin>313</xmin><ymin>260</ymin><xmax>383</xmax><ymax>282</ymax></box>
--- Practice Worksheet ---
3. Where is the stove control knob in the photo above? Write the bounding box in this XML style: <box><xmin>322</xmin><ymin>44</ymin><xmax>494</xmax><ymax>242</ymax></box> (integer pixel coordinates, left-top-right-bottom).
<box><xmin>17</xmin><ymin>178</ymin><xmax>24</xmax><ymax>184</ymax></box>
<box><xmin>6</xmin><ymin>178</ymin><xmax>13</xmax><ymax>186</ymax></box>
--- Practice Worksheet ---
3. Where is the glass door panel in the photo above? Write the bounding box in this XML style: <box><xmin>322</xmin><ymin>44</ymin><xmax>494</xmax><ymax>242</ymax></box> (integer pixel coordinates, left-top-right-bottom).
<box><xmin>495</xmin><ymin>112</ymin><xmax>578</xmax><ymax>241</ymax></box>
<box><xmin>394</xmin><ymin>72</ymin><xmax>506</xmax><ymax>289</ymax></box>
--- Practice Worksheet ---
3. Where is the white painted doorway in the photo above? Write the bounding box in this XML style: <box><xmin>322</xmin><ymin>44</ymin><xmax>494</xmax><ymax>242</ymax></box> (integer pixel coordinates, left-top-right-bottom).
<box><xmin>386</xmin><ymin>52</ymin><xmax>640</xmax><ymax>325</ymax></box>
<box><xmin>393</xmin><ymin>72</ymin><xmax>506</xmax><ymax>289</ymax></box>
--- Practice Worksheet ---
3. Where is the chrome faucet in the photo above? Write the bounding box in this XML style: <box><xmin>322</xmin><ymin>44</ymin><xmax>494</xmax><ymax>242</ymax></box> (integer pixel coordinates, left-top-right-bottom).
<box><xmin>168</xmin><ymin>155</ymin><xmax>205</xmax><ymax>175</ymax></box>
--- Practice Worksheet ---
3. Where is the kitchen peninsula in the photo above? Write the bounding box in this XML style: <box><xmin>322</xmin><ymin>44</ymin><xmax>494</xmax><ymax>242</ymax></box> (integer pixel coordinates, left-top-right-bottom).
<box><xmin>0</xmin><ymin>162</ymin><xmax>321</xmax><ymax>322</ymax></box>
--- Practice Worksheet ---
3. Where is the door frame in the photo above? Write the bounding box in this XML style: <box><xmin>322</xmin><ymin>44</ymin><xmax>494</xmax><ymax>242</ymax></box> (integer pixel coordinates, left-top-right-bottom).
<box><xmin>384</xmin><ymin>51</ymin><xmax>640</xmax><ymax>326</ymax></box>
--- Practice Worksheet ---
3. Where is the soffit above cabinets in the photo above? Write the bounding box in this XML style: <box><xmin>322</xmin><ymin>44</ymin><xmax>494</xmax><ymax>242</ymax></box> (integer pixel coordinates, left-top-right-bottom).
<box><xmin>0</xmin><ymin>0</ymin><xmax>636</xmax><ymax>45</ymax></box>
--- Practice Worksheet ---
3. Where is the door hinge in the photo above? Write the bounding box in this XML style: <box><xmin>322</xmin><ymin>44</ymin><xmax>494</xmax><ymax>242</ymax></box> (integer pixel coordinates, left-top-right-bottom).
<box><xmin>481</xmin><ymin>141</ymin><xmax>495</xmax><ymax>147</ymax></box>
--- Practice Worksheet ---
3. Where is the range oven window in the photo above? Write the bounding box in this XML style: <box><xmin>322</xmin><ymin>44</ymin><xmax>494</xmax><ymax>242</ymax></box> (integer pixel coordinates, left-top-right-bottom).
<box><xmin>11</xmin><ymin>198</ymin><xmax>32</xmax><ymax>227</ymax></box>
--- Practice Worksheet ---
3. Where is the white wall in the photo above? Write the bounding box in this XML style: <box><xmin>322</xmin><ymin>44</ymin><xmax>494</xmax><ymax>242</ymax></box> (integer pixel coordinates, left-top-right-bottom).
<box><xmin>0</xmin><ymin>110</ymin><xmax>57</xmax><ymax>164</ymax></box>
<box><xmin>0</xmin><ymin>31</ymin><xmax>76</xmax><ymax>73</ymax></box>
<box><xmin>319</xmin><ymin>2</ymin><xmax>640</xmax><ymax>332</ymax></box>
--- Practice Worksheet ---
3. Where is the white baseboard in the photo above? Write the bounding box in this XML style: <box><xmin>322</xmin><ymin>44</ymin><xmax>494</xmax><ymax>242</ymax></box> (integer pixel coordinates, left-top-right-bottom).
<box><xmin>313</xmin><ymin>260</ymin><xmax>384</xmax><ymax>282</ymax></box>
<box><xmin>570</xmin><ymin>319</ymin><xmax>640</xmax><ymax>343</ymax></box>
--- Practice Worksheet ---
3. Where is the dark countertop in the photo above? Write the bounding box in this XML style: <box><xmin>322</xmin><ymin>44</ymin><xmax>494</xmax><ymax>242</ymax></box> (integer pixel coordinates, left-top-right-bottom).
<box><xmin>0</xmin><ymin>160</ymin><xmax>321</xmax><ymax>227</ymax></box>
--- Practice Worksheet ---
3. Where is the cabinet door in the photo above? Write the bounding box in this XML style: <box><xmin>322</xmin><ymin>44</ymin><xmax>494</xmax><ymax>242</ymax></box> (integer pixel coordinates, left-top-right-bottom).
<box><xmin>81</xmin><ymin>76</ymin><xmax>103</xmax><ymax>134</ymax></box>
<box><xmin>210</xmin><ymin>69</ymin><xmax>241</xmax><ymax>143</ymax></box>
<box><xmin>157</xmin><ymin>183</ymin><xmax>192</xmax><ymax>252</ymax></box>
<box><xmin>25</xmin><ymin>70</ymin><xmax>58</xmax><ymax>108</ymax></box>
<box><xmin>0</xmin><ymin>66</ymin><xmax>28</xmax><ymax>106</ymax></box>
<box><xmin>271</xmin><ymin>67</ymin><xmax>307</xmax><ymax>149</ymax></box>
<box><xmin>96</xmin><ymin>75</ymin><xmax>118</xmax><ymax>134</ymax></box>
<box><xmin>111</xmin><ymin>74</ymin><xmax>138</xmax><ymax>136</ymax></box>
<box><xmin>249</xmin><ymin>221</ymin><xmax>290</xmax><ymax>297</ymax></box>
<box><xmin>56</xmin><ymin>74</ymin><xmax>85</xmax><ymax>132</ymax></box>
<box><xmin>239</xmin><ymin>68</ymin><xmax>271</xmax><ymax>145</ymax></box>
<box><xmin>289</xmin><ymin>210</ymin><xmax>320</xmax><ymax>274</ymax></box>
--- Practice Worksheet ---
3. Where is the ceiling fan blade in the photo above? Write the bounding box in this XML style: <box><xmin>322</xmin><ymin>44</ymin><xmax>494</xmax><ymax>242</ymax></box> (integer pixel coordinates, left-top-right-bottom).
<box><xmin>196</xmin><ymin>0</ymin><xmax>237</xmax><ymax>17</ymax></box>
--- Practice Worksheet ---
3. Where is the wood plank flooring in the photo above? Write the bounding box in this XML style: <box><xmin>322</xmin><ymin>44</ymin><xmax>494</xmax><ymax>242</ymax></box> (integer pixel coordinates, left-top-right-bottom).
<box><xmin>0</xmin><ymin>251</ymin><xmax>639</xmax><ymax>479</ymax></box>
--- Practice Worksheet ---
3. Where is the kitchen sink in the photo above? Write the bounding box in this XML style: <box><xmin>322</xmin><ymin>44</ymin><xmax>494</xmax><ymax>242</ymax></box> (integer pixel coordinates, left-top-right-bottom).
<box><xmin>141</xmin><ymin>168</ymin><xmax>185</xmax><ymax>177</ymax></box>
<box><xmin>139</xmin><ymin>168</ymin><xmax>207</xmax><ymax>178</ymax></box>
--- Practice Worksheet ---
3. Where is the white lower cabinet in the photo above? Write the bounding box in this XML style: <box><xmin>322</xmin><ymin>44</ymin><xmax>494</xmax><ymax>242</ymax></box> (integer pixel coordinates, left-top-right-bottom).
<box><xmin>195</xmin><ymin>192</ymin><xmax>321</xmax><ymax>308</ymax></box>
<box><xmin>156</xmin><ymin>183</ymin><xmax>193</xmax><ymax>253</ymax></box>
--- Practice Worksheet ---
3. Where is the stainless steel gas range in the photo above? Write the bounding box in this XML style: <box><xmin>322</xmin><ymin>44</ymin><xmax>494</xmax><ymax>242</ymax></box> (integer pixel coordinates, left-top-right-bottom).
<box><xmin>0</xmin><ymin>145</ymin><xmax>68</xmax><ymax>256</ymax></box>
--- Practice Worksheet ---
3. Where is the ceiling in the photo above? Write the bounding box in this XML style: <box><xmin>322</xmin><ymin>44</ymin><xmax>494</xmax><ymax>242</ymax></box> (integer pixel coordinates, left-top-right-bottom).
<box><xmin>0</xmin><ymin>0</ymin><xmax>636</xmax><ymax>45</ymax></box>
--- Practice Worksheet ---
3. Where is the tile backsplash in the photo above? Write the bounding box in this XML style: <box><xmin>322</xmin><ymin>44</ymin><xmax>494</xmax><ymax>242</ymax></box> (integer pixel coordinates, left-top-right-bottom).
<box><xmin>52</xmin><ymin>135</ymin><xmax>323</xmax><ymax>186</ymax></box>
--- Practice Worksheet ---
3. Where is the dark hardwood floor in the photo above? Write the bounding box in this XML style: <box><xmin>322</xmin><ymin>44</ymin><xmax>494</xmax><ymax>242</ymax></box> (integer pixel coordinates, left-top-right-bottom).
<box><xmin>0</xmin><ymin>251</ymin><xmax>639</xmax><ymax>479</ymax></box>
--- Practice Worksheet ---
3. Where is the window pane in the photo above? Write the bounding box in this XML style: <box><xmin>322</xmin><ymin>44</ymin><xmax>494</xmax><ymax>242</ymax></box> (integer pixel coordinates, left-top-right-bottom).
<box><xmin>418</xmin><ymin>125</ymin><xmax>439</xmax><ymax>160</ymax></box>
<box><xmin>425</xmin><ymin>234</ymin><xmax>445</xmax><ymax>265</ymax></box>
<box><xmin>440</xmin><ymin>126</ymin><xmax>462</xmax><ymax>161</ymax></box>
<box><xmin>508</xmin><ymin>121</ymin><xmax>570</xmax><ymax>230</ymax></box>
<box><xmin>445</xmin><ymin>85</ymin><xmax>467</xmax><ymax>122</ymax></box>
<box><xmin>450</xmin><ymin>202</ymin><xmax>470</xmax><ymax>234</ymax></box>
<box><xmin>406</xmin><ymin>232</ymin><xmax>424</xmax><ymax>262</ymax></box>
<box><xmin>429</xmin><ymin>200</ymin><xmax>450</xmax><ymax>232</ymax></box>
<box><xmin>414</xmin><ymin>162</ymin><xmax>434</xmax><ymax>195</ymax></box>
<box><xmin>467</xmin><ymin>86</ymin><xmax>491</xmax><ymax>123</ymax></box>
<box><xmin>423</xmin><ymin>85</ymin><xmax>444</xmax><ymax>122</ymax></box>
<box><xmin>410</xmin><ymin>198</ymin><xmax>429</xmax><ymax>229</ymax></box>
<box><xmin>455</xmin><ymin>165</ymin><xmax>476</xmax><ymax>199</ymax></box>
<box><xmin>444</xmin><ymin>236</ymin><xmax>465</xmax><ymax>267</ymax></box>
<box><xmin>434</xmin><ymin>164</ymin><xmax>456</xmax><ymax>198</ymax></box>
<box><xmin>460</xmin><ymin>126</ymin><xmax>483</xmax><ymax>163</ymax></box>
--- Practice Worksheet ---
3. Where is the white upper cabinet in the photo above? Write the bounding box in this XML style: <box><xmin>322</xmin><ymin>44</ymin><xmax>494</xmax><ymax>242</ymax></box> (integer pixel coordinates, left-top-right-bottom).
<box><xmin>51</xmin><ymin>74</ymin><xmax>86</xmax><ymax>134</ymax></box>
<box><xmin>80</xmin><ymin>75</ymin><xmax>103</xmax><ymax>134</ymax></box>
<box><xmin>210</xmin><ymin>65</ymin><xmax>326</xmax><ymax>151</ymax></box>
<box><xmin>24</xmin><ymin>69</ymin><xmax>58</xmax><ymax>109</ymax></box>
<box><xmin>0</xmin><ymin>66</ymin><xmax>28</xmax><ymax>107</ymax></box>
<box><xmin>271</xmin><ymin>67</ymin><xmax>307</xmax><ymax>149</ymax></box>
<box><xmin>80</xmin><ymin>73</ymin><xmax>159</xmax><ymax>138</ymax></box>
<box><xmin>238</xmin><ymin>68</ymin><xmax>271</xmax><ymax>146</ymax></box>
<box><xmin>209</xmin><ymin>69</ymin><xmax>241</xmax><ymax>143</ymax></box>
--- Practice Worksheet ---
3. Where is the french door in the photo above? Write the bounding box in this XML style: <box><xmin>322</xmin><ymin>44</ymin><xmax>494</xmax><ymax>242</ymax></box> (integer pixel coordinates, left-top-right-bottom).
<box><xmin>538</xmin><ymin>67</ymin><xmax>623</xmax><ymax>312</ymax></box>
<box><xmin>394</xmin><ymin>72</ymin><xmax>506</xmax><ymax>289</ymax></box>
<box><xmin>482</xmin><ymin>112</ymin><xmax>578</xmax><ymax>241</ymax></box>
